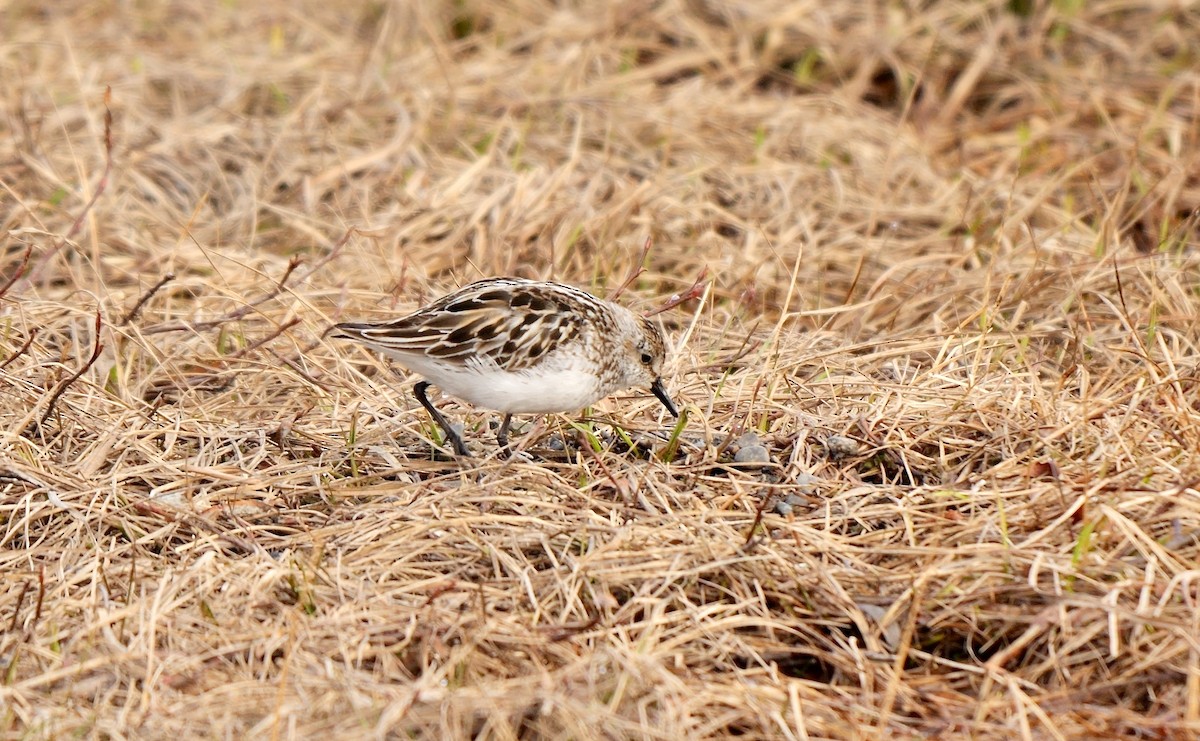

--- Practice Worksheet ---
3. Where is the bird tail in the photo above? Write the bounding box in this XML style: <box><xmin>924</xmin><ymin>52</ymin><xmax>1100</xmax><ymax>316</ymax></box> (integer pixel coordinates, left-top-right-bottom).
<box><xmin>330</xmin><ymin>322</ymin><xmax>375</xmax><ymax>340</ymax></box>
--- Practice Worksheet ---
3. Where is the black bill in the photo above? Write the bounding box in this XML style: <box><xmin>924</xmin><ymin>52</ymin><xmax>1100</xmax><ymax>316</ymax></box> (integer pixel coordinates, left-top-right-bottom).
<box><xmin>650</xmin><ymin>378</ymin><xmax>679</xmax><ymax>417</ymax></box>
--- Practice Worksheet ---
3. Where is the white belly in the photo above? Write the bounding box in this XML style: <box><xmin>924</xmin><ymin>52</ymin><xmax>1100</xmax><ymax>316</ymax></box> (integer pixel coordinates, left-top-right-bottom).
<box><xmin>428</xmin><ymin>366</ymin><xmax>604</xmax><ymax>414</ymax></box>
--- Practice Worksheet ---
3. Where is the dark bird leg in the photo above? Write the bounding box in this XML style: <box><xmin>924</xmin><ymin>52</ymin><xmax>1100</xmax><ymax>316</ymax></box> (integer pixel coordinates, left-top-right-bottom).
<box><xmin>413</xmin><ymin>381</ymin><xmax>469</xmax><ymax>456</ymax></box>
<box><xmin>496</xmin><ymin>413</ymin><xmax>513</xmax><ymax>456</ymax></box>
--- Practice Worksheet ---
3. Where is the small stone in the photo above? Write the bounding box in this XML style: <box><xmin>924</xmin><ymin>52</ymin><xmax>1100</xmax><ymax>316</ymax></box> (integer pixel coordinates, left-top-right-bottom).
<box><xmin>681</xmin><ymin>435</ymin><xmax>707</xmax><ymax>450</ymax></box>
<box><xmin>734</xmin><ymin>444</ymin><xmax>771</xmax><ymax>465</ymax></box>
<box><xmin>824</xmin><ymin>435</ymin><xmax>859</xmax><ymax>459</ymax></box>
<box><xmin>544</xmin><ymin>434</ymin><xmax>567</xmax><ymax>452</ymax></box>
<box><xmin>790</xmin><ymin>473</ymin><xmax>817</xmax><ymax>490</ymax></box>
<box><xmin>773</xmin><ymin>500</ymin><xmax>794</xmax><ymax>516</ymax></box>
<box><xmin>733</xmin><ymin>431</ymin><xmax>761</xmax><ymax>449</ymax></box>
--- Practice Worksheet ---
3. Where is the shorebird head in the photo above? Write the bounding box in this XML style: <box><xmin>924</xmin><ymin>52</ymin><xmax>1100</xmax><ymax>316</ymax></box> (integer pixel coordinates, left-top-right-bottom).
<box><xmin>615</xmin><ymin>313</ymin><xmax>678</xmax><ymax>417</ymax></box>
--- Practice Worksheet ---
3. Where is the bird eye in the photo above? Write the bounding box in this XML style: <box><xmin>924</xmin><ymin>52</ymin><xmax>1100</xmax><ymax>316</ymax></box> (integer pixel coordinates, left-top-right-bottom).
<box><xmin>640</xmin><ymin>351</ymin><xmax>653</xmax><ymax>365</ymax></box>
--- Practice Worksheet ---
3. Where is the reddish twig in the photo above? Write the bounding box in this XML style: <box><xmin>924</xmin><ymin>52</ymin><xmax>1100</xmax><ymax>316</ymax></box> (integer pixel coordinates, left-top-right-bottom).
<box><xmin>578</xmin><ymin>436</ymin><xmax>630</xmax><ymax>500</ymax></box>
<box><xmin>608</xmin><ymin>236</ymin><xmax>653</xmax><ymax>301</ymax></box>
<box><xmin>644</xmin><ymin>268</ymin><xmax>708</xmax><ymax>317</ymax></box>
<box><xmin>0</xmin><ymin>245</ymin><xmax>33</xmax><ymax>299</ymax></box>
<box><xmin>30</xmin><ymin>87</ymin><xmax>115</xmax><ymax>284</ymax></box>
<box><xmin>421</xmin><ymin>581</ymin><xmax>460</xmax><ymax>608</ymax></box>
<box><xmin>30</xmin><ymin>309</ymin><xmax>105</xmax><ymax>431</ymax></box>
<box><xmin>697</xmin><ymin>323</ymin><xmax>761</xmax><ymax>374</ymax></box>
<box><xmin>542</xmin><ymin>615</ymin><xmax>602</xmax><ymax>642</ymax></box>
<box><xmin>143</xmin><ymin>228</ymin><xmax>358</xmax><ymax>335</ymax></box>
<box><xmin>267</xmin><ymin>349</ymin><xmax>334</xmax><ymax>392</ymax></box>
<box><xmin>120</xmin><ymin>272</ymin><xmax>175</xmax><ymax>325</ymax></box>
<box><xmin>227</xmin><ymin>316</ymin><xmax>303</xmax><ymax>359</ymax></box>
<box><xmin>8</xmin><ymin>579</ymin><xmax>29</xmax><ymax>632</ymax></box>
<box><xmin>0</xmin><ymin>329</ymin><xmax>38</xmax><ymax>371</ymax></box>
<box><xmin>34</xmin><ymin>566</ymin><xmax>45</xmax><ymax>625</ymax></box>
<box><xmin>131</xmin><ymin>499</ymin><xmax>181</xmax><ymax>520</ymax></box>
<box><xmin>741</xmin><ymin>487</ymin><xmax>774</xmax><ymax>550</ymax></box>
<box><xmin>277</xmin><ymin>255</ymin><xmax>302</xmax><ymax>289</ymax></box>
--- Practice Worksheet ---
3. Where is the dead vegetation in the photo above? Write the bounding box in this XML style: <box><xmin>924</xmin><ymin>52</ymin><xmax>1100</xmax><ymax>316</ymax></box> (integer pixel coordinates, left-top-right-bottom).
<box><xmin>2</xmin><ymin>0</ymin><xmax>1200</xmax><ymax>738</ymax></box>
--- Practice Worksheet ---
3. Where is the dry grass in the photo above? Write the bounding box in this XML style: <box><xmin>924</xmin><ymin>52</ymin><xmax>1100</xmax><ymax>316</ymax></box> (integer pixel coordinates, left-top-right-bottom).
<box><xmin>3</xmin><ymin>0</ymin><xmax>1200</xmax><ymax>738</ymax></box>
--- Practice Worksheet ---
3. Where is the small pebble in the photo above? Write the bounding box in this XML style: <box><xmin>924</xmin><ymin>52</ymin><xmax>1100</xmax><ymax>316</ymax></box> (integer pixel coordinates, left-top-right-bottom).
<box><xmin>733</xmin><ymin>431</ymin><xmax>761</xmax><ymax>449</ymax></box>
<box><xmin>734</xmin><ymin>444</ymin><xmax>771</xmax><ymax>465</ymax></box>
<box><xmin>774</xmin><ymin>493</ymin><xmax>808</xmax><ymax>517</ymax></box>
<box><xmin>790</xmin><ymin>473</ymin><xmax>817</xmax><ymax>490</ymax></box>
<box><xmin>824</xmin><ymin>435</ymin><xmax>860</xmax><ymax>459</ymax></box>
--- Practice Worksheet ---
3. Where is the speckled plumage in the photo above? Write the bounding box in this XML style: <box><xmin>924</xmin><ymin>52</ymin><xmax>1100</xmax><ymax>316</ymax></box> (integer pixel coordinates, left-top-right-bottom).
<box><xmin>334</xmin><ymin>278</ymin><xmax>678</xmax><ymax>455</ymax></box>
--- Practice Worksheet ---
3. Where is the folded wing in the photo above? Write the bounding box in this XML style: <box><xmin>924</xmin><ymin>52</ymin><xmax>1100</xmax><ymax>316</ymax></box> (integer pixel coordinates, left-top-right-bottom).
<box><xmin>334</xmin><ymin>279</ymin><xmax>583</xmax><ymax>372</ymax></box>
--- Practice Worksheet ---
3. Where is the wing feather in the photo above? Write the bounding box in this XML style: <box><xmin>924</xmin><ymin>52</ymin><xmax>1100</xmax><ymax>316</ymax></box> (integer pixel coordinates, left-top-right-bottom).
<box><xmin>335</xmin><ymin>278</ymin><xmax>585</xmax><ymax>371</ymax></box>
